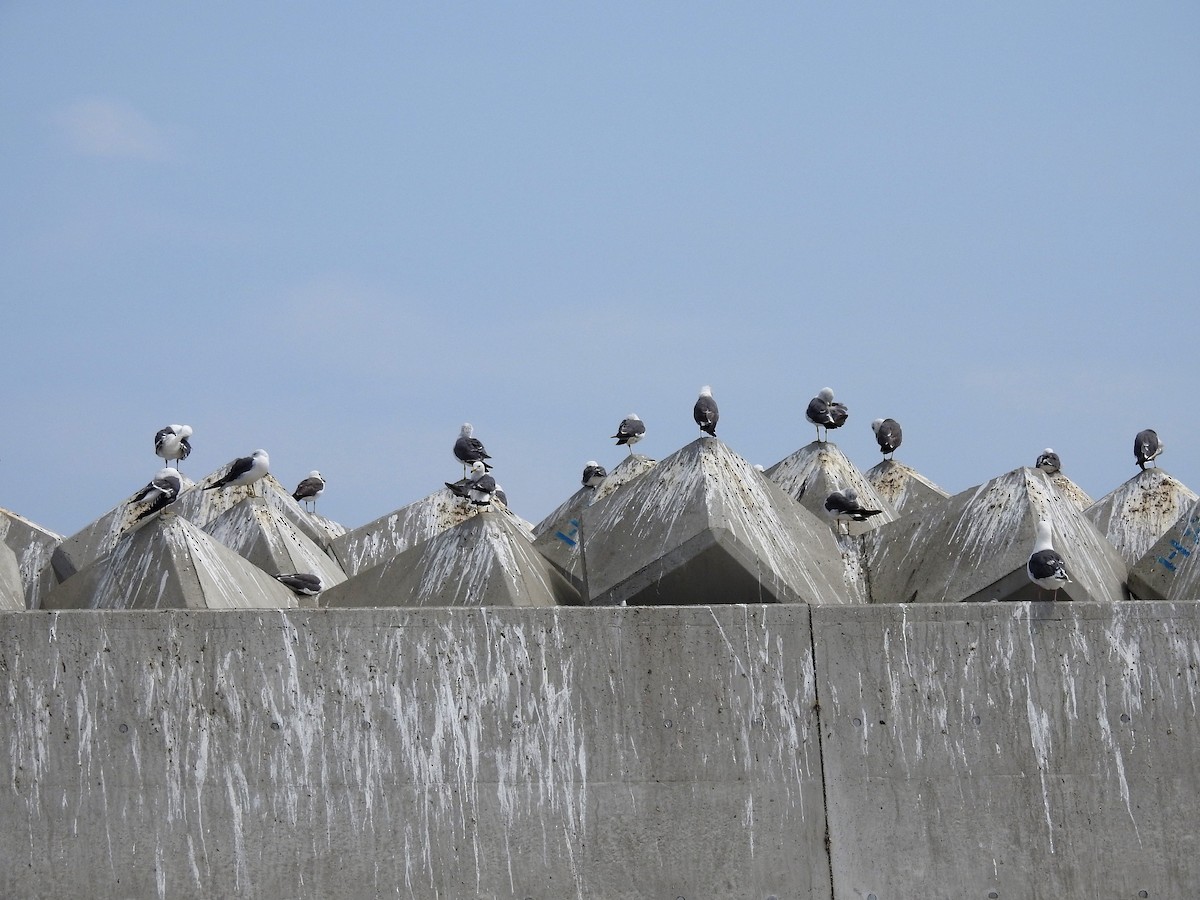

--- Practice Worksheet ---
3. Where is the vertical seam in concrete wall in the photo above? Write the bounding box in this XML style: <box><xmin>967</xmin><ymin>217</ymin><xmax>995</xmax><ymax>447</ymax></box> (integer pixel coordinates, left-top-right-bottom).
<box><xmin>808</xmin><ymin>603</ymin><xmax>837</xmax><ymax>898</ymax></box>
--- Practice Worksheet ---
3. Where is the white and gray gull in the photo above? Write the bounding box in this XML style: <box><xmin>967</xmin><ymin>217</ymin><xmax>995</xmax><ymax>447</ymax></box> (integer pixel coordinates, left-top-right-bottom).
<box><xmin>130</xmin><ymin>467</ymin><xmax>183</xmax><ymax>522</ymax></box>
<box><xmin>612</xmin><ymin>414</ymin><xmax>646</xmax><ymax>454</ymax></box>
<box><xmin>454</xmin><ymin>423</ymin><xmax>492</xmax><ymax>478</ymax></box>
<box><xmin>1035</xmin><ymin>449</ymin><xmax>1061</xmax><ymax>475</ymax></box>
<box><xmin>582</xmin><ymin>461</ymin><xmax>607</xmax><ymax>488</ymax></box>
<box><xmin>1134</xmin><ymin>429</ymin><xmax>1163</xmax><ymax>471</ymax></box>
<box><xmin>154</xmin><ymin>424</ymin><xmax>193</xmax><ymax>470</ymax></box>
<box><xmin>806</xmin><ymin>388</ymin><xmax>848</xmax><ymax>442</ymax></box>
<box><xmin>871</xmin><ymin>418</ymin><xmax>902</xmax><ymax>457</ymax></box>
<box><xmin>292</xmin><ymin>470</ymin><xmax>325</xmax><ymax>511</ymax></box>
<box><xmin>823</xmin><ymin>488</ymin><xmax>883</xmax><ymax>535</ymax></box>
<box><xmin>274</xmin><ymin>573</ymin><xmax>323</xmax><ymax>595</ymax></box>
<box><xmin>1027</xmin><ymin>519</ymin><xmax>1071</xmax><ymax>600</ymax></box>
<box><xmin>204</xmin><ymin>449</ymin><xmax>270</xmax><ymax>494</ymax></box>
<box><xmin>693</xmin><ymin>386</ymin><xmax>718</xmax><ymax>437</ymax></box>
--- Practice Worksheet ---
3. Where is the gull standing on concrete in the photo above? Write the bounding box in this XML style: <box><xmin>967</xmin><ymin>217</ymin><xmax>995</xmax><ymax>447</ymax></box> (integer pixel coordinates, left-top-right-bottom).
<box><xmin>612</xmin><ymin>414</ymin><xmax>646</xmax><ymax>454</ymax></box>
<box><xmin>154</xmin><ymin>424</ymin><xmax>193</xmax><ymax>471</ymax></box>
<box><xmin>823</xmin><ymin>488</ymin><xmax>883</xmax><ymax>535</ymax></box>
<box><xmin>1134</xmin><ymin>429</ymin><xmax>1163</xmax><ymax>470</ymax></box>
<box><xmin>292</xmin><ymin>471</ymin><xmax>325</xmax><ymax>511</ymax></box>
<box><xmin>204</xmin><ymin>449</ymin><xmax>270</xmax><ymax>496</ymax></box>
<box><xmin>274</xmin><ymin>573</ymin><xmax>323</xmax><ymax>595</ymax></box>
<box><xmin>1035</xmin><ymin>449</ymin><xmax>1061</xmax><ymax>475</ymax></box>
<box><xmin>1027</xmin><ymin>520</ymin><xmax>1071</xmax><ymax>600</ymax></box>
<box><xmin>806</xmin><ymin>388</ymin><xmax>848</xmax><ymax>442</ymax></box>
<box><xmin>454</xmin><ymin>423</ymin><xmax>492</xmax><ymax>479</ymax></box>
<box><xmin>871</xmin><ymin>418</ymin><xmax>903</xmax><ymax>457</ymax></box>
<box><xmin>582</xmin><ymin>461</ymin><xmax>607</xmax><ymax>489</ymax></box>
<box><xmin>467</xmin><ymin>460</ymin><xmax>497</xmax><ymax>507</ymax></box>
<box><xmin>693</xmin><ymin>386</ymin><xmax>719</xmax><ymax>437</ymax></box>
<box><xmin>130</xmin><ymin>467</ymin><xmax>183</xmax><ymax>522</ymax></box>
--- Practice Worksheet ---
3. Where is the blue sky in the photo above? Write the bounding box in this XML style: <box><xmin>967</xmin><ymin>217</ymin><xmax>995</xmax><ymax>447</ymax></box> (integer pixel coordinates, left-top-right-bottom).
<box><xmin>2</xmin><ymin>3</ymin><xmax>1197</xmax><ymax>537</ymax></box>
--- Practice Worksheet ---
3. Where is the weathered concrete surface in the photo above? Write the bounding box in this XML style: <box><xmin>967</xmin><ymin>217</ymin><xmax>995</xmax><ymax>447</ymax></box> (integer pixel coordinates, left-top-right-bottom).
<box><xmin>864</xmin><ymin>458</ymin><xmax>949</xmax><ymax>518</ymax></box>
<box><xmin>1086</xmin><ymin>468</ymin><xmax>1198</xmax><ymax>565</ymax></box>
<box><xmin>41</xmin><ymin>514</ymin><xmax>298</xmax><ymax>610</ymax></box>
<box><xmin>204</xmin><ymin>498</ymin><xmax>348</xmax><ymax>592</ymax></box>
<box><xmin>584</xmin><ymin>437</ymin><xmax>866</xmax><ymax>606</ymax></box>
<box><xmin>1127</xmin><ymin>499</ymin><xmax>1200</xmax><ymax>602</ymax></box>
<box><xmin>530</xmin><ymin>486</ymin><xmax>590</xmax><ymax>591</ymax></box>
<box><xmin>0</xmin><ymin>507</ymin><xmax>62</xmax><ymax>609</ymax></box>
<box><xmin>767</xmin><ymin>440</ymin><xmax>898</xmax><ymax>536</ymax></box>
<box><xmin>0</xmin><ymin>540</ymin><xmax>24</xmax><ymax>610</ymax></box>
<box><xmin>173</xmin><ymin>472</ymin><xmax>331</xmax><ymax>553</ymax></box>
<box><xmin>814</xmin><ymin>602</ymin><xmax>1200</xmax><ymax>899</ymax></box>
<box><xmin>1047</xmin><ymin>470</ymin><xmax>1094</xmax><ymax>511</ymax></box>
<box><xmin>0</xmin><ymin>605</ymin><xmax>828</xmax><ymax>900</ymax></box>
<box><xmin>322</xmin><ymin>508</ymin><xmax>580</xmax><ymax>608</ymax></box>
<box><xmin>865</xmin><ymin>467</ymin><xmax>1128</xmax><ymax>604</ymax></box>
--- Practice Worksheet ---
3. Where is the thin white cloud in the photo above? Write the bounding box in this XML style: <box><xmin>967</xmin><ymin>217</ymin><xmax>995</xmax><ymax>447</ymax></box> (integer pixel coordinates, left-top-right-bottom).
<box><xmin>49</xmin><ymin>97</ymin><xmax>172</xmax><ymax>161</ymax></box>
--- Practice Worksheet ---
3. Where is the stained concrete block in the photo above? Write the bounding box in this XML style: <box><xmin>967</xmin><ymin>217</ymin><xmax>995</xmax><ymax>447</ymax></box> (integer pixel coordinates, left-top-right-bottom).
<box><xmin>766</xmin><ymin>440</ymin><xmax>898</xmax><ymax>536</ymax></box>
<box><xmin>1047</xmin><ymin>471</ymin><xmax>1094</xmax><ymax>511</ymax></box>
<box><xmin>203</xmin><ymin>498</ymin><xmax>348</xmax><ymax>596</ymax></box>
<box><xmin>0</xmin><ymin>605</ymin><xmax>829</xmax><ymax>900</ymax></box>
<box><xmin>865</xmin><ymin>458</ymin><xmax>950</xmax><ymax>517</ymax></box>
<box><xmin>865</xmin><ymin>467</ymin><xmax>1128</xmax><ymax>604</ymax></box>
<box><xmin>531</xmin><ymin>486</ymin><xmax>590</xmax><ymax>590</ymax></box>
<box><xmin>583</xmin><ymin>437</ymin><xmax>867</xmax><ymax>606</ymax></box>
<box><xmin>1126</xmin><ymin>497</ymin><xmax>1200</xmax><ymax>601</ymax></box>
<box><xmin>0</xmin><ymin>542</ymin><xmax>24</xmax><ymax>610</ymax></box>
<box><xmin>323</xmin><ymin>507</ymin><xmax>579</xmax><ymax>608</ymax></box>
<box><xmin>330</xmin><ymin>486</ymin><xmax>484</xmax><ymax>577</ymax></box>
<box><xmin>814</xmin><ymin>601</ymin><xmax>1200</xmax><ymax>899</ymax></box>
<box><xmin>589</xmin><ymin>452</ymin><xmax>656</xmax><ymax>503</ymax></box>
<box><xmin>0</xmin><ymin>507</ymin><xmax>62</xmax><ymax>608</ymax></box>
<box><xmin>42</xmin><ymin>513</ymin><xmax>298</xmax><ymax>610</ymax></box>
<box><xmin>1086</xmin><ymin>468</ymin><xmax>1198</xmax><ymax>565</ymax></box>
<box><xmin>51</xmin><ymin>475</ymin><xmax>197</xmax><ymax>582</ymax></box>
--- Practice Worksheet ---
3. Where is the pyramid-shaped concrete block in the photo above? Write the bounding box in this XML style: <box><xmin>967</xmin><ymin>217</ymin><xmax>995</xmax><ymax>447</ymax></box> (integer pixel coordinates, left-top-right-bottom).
<box><xmin>531</xmin><ymin>487</ymin><xmax>591</xmax><ymax>590</ymax></box>
<box><xmin>582</xmin><ymin>437</ymin><xmax>867</xmax><ymax>606</ymax></box>
<box><xmin>42</xmin><ymin>513</ymin><xmax>298</xmax><ymax>610</ymax></box>
<box><xmin>589</xmin><ymin>453</ymin><xmax>657</xmax><ymax>503</ymax></box>
<box><xmin>322</xmin><ymin>508</ymin><xmax>579</xmax><ymax>608</ymax></box>
<box><xmin>864</xmin><ymin>459</ymin><xmax>950</xmax><ymax>518</ymax></box>
<box><xmin>865</xmin><ymin>466</ymin><xmax>1128</xmax><ymax>604</ymax></box>
<box><xmin>203</xmin><ymin>498</ymin><xmax>348</xmax><ymax>594</ymax></box>
<box><xmin>1127</xmin><ymin>496</ymin><xmax>1200</xmax><ymax>601</ymax></box>
<box><xmin>330</xmin><ymin>486</ymin><xmax>489</xmax><ymax>577</ymax></box>
<box><xmin>172</xmin><ymin>471</ymin><xmax>332</xmax><ymax>553</ymax></box>
<box><xmin>1085</xmin><ymin>468</ymin><xmax>1198</xmax><ymax>565</ymax></box>
<box><xmin>766</xmin><ymin>441</ymin><xmax>898</xmax><ymax>535</ymax></box>
<box><xmin>0</xmin><ymin>541</ymin><xmax>25</xmax><ymax>610</ymax></box>
<box><xmin>51</xmin><ymin>475</ymin><xmax>198</xmax><ymax>582</ymax></box>
<box><xmin>0</xmin><ymin>507</ymin><xmax>62</xmax><ymax>608</ymax></box>
<box><xmin>1046</xmin><ymin>471</ymin><xmax>1094</xmax><ymax>511</ymax></box>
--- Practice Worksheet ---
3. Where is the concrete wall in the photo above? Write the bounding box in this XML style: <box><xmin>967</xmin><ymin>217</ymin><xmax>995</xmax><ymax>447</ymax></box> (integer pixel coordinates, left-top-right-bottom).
<box><xmin>2</xmin><ymin>602</ymin><xmax>1197</xmax><ymax>899</ymax></box>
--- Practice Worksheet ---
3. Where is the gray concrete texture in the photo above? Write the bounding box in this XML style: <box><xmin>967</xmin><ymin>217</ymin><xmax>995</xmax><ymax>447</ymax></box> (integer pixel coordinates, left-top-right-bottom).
<box><xmin>3</xmin><ymin>602</ymin><xmax>1198</xmax><ymax>899</ymax></box>
<box><xmin>582</xmin><ymin>437</ymin><xmax>867</xmax><ymax>606</ymax></box>
<box><xmin>1127</xmin><ymin>495</ymin><xmax>1200</xmax><ymax>603</ymax></box>
<box><xmin>0</xmin><ymin>506</ymin><xmax>62</xmax><ymax>608</ymax></box>
<box><xmin>1086</xmin><ymin>467</ymin><xmax>1199</xmax><ymax>565</ymax></box>
<box><xmin>864</xmin><ymin>457</ymin><xmax>950</xmax><ymax>517</ymax></box>
<box><xmin>865</xmin><ymin>466</ymin><xmax>1129</xmax><ymax>604</ymax></box>
<box><xmin>766</xmin><ymin>440</ymin><xmax>898</xmax><ymax>536</ymax></box>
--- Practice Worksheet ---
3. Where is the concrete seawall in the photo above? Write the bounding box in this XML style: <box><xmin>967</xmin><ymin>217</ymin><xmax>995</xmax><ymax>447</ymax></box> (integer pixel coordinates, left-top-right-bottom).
<box><xmin>2</xmin><ymin>603</ymin><xmax>1196</xmax><ymax>899</ymax></box>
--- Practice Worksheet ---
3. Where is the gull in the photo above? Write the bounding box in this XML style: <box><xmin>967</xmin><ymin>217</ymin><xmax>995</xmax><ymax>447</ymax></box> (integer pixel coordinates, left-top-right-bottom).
<box><xmin>204</xmin><ymin>449</ymin><xmax>270</xmax><ymax>496</ymax></box>
<box><xmin>1134</xmin><ymin>429</ymin><xmax>1163</xmax><ymax>470</ymax></box>
<box><xmin>582</xmin><ymin>461</ymin><xmax>607</xmax><ymax>489</ymax></box>
<box><xmin>806</xmin><ymin>388</ymin><xmax>848</xmax><ymax>442</ymax></box>
<box><xmin>154</xmin><ymin>424</ymin><xmax>193</xmax><ymax>471</ymax></box>
<box><xmin>130</xmin><ymin>467</ymin><xmax>183</xmax><ymax>522</ymax></box>
<box><xmin>871</xmin><ymin>418</ymin><xmax>903</xmax><ymax>457</ymax></box>
<box><xmin>1027</xmin><ymin>520</ymin><xmax>1071</xmax><ymax>600</ymax></box>
<box><xmin>693</xmin><ymin>386</ymin><xmax>718</xmax><ymax>437</ymax></box>
<box><xmin>612</xmin><ymin>414</ymin><xmax>645</xmax><ymax>454</ymax></box>
<box><xmin>454</xmin><ymin>423</ymin><xmax>492</xmax><ymax>479</ymax></box>
<box><xmin>1035</xmin><ymin>449</ymin><xmax>1061</xmax><ymax>475</ymax></box>
<box><xmin>274</xmin><ymin>573</ymin><xmax>323</xmax><ymax>596</ymax></box>
<box><xmin>823</xmin><ymin>488</ymin><xmax>883</xmax><ymax>535</ymax></box>
<box><xmin>292</xmin><ymin>471</ymin><xmax>325</xmax><ymax>512</ymax></box>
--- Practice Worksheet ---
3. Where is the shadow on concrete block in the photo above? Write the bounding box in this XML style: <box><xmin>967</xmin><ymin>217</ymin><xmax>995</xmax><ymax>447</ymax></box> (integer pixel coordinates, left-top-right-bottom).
<box><xmin>1127</xmin><ymin>496</ymin><xmax>1200</xmax><ymax>601</ymax></box>
<box><xmin>1086</xmin><ymin>468</ymin><xmax>1198</xmax><ymax>566</ymax></box>
<box><xmin>42</xmin><ymin>513</ymin><xmax>298</xmax><ymax>610</ymax></box>
<box><xmin>322</xmin><ymin>506</ymin><xmax>579</xmax><ymax>608</ymax></box>
<box><xmin>865</xmin><ymin>466</ymin><xmax>1129</xmax><ymax>604</ymax></box>
<box><xmin>582</xmin><ymin>437</ymin><xmax>866</xmax><ymax>606</ymax></box>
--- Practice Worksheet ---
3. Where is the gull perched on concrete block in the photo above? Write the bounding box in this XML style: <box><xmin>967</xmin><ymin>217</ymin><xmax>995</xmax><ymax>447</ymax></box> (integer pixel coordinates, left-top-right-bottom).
<box><xmin>204</xmin><ymin>449</ymin><xmax>270</xmax><ymax>495</ymax></box>
<box><xmin>612</xmin><ymin>414</ymin><xmax>645</xmax><ymax>454</ymax></box>
<box><xmin>454</xmin><ymin>423</ymin><xmax>492</xmax><ymax>479</ymax></box>
<box><xmin>1035</xmin><ymin>449</ymin><xmax>1061</xmax><ymax>475</ymax></box>
<box><xmin>871</xmin><ymin>418</ymin><xmax>903</xmax><ymax>457</ymax></box>
<box><xmin>292</xmin><ymin>470</ymin><xmax>325</xmax><ymax>511</ymax></box>
<box><xmin>823</xmin><ymin>488</ymin><xmax>882</xmax><ymax>535</ymax></box>
<box><xmin>582</xmin><ymin>461</ymin><xmax>607</xmax><ymax>489</ymax></box>
<box><xmin>1027</xmin><ymin>519</ymin><xmax>1071</xmax><ymax>600</ymax></box>
<box><xmin>693</xmin><ymin>386</ymin><xmax>719</xmax><ymax>437</ymax></box>
<box><xmin>130</xmin><ymin>467</ymin><xmax>183</xmax><ymax>522</ymax></box>
<box><xmin>274</xmin><ymin>573</ymin><xmax>323</xmax><ymax>595</ymax></box>
<box><xmin>154</xmin><ymin>424</ymin><xmax>193</xmax><ymax>470</ymax></box>
<box><xmin>467</xmin><ymin>461</ymin><xmax>497</xmax><ymax>507</ymax></box>
<box><xmin>1134</xmin><ymin>429</ymin><xmax>1163</xmax><ymax>471</ymax></box>
<box><xmin>806</xmin><ymin>388</ymin><xmax>848</xmax><ymax>442</ymax></box>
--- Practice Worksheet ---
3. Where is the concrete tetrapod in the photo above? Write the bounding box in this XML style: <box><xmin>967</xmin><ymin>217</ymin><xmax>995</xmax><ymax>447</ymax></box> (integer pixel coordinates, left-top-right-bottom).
<box><xmin>0</xmin><ymin>507</ymin><xmax>62</xmax><ymax>608</ymax></box>
<box><xmin>1086</xmin><ymin>467</ymin><xmax>1198</xmax><ymax>565</ymax></box>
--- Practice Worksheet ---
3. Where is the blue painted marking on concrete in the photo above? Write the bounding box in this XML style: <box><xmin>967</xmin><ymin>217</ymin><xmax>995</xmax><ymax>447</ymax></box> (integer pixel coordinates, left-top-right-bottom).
<box><xmin>554</xmin><ymin>519</ymin><xmax>581</xmax><ymax>548</ymax></box>
<box><xmin>554</xmin><ymin>531</ymin><xmax>577</xmax><ymax>547</ymax></box>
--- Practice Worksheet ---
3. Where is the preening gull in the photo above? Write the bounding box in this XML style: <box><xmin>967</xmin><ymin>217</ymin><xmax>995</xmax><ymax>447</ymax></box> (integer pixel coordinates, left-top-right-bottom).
<box><xmin>204</xmin><ymin>449</ymin><xmax>270</xmax><ymax>495</ymax></box>
<box><xmin>274</xmin><ymin>573</ymin><xmax>323</xmax><ymax>595</ymax></box>
<box><xmin>806</xmin><ymin>388</ymin><xmax>848</xmax><ymax>442</ymax></box>
<box><xmin>467</xmin><ymin>460</ymin><xmax>497</xmax><ymax>507</ymax></box>
<box><xmin>130</xmin><ymin>467</ymin><xmax>183</xmax><ymax>522</ymax></box>
<box><xmin>582</xmin><ymin>461</ymin><xmax>607</xmax><ymax>489</ymax></box>
<box><xmin>1027</xmin><ymin>520</ymin><xmax>1071</xmax><ymax>600</ymax></box>
<box><xmin>154</xmin><ymin>424</ymin><xmax>193</xmax><ymax>470</ymax></box>
<box><xmin>454</xmin><ymin>423</ymin><xmax>492</xmax><ymax>478</ymax></box>
<box><xmin>693</xmin><ymin>386</ymin><xmax>718</xmax><ymax>437</ymax></box>
<box><xmin>1134</xmin><ymin>429</ymin><xmax>1163</xmax><ymax>470</ymax></box>
<box><xmin>823</xmin><ymin>488</ymin><xmax>882</xmax><ymax>535</ymax></box>
<box><xmin>292</xmin><ymin>470</ymin><xmax>325</xmax><ymax>511</ymax></box>
<box><xmin>871</xmin><ymin>418</ymin><xmax>902</xmax><ymax>457</ymax></box>
<box><xmin>612</xmin><ymin>414</ymin><xmax>646</xmax><ymax>454</ymax></box>
<box><xmin>1035</xmin><ymin>449</ymin><xmax>1061</xmax><ymax>475</ymax></box>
